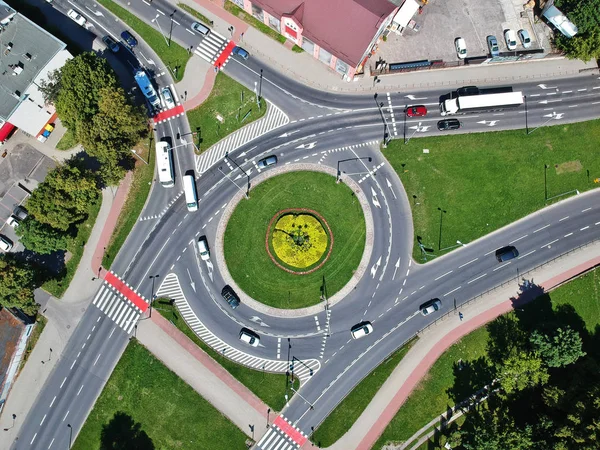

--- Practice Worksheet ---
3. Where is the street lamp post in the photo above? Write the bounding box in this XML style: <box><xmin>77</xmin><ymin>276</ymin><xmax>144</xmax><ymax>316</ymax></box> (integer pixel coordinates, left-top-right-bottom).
<box><xmin>218</xmin><ymin>166</ymin><xmax>248</xmax><ymax>198</ymax></box>
<box><xmin>437</xmin><ymin>207</ymin><xmax>447</xmax><ymax>251</ymax></box>
<box><xmin>544</xmin><ymin>164</ymin><xmax>548</xmax><ymax>200</ymax></box>
<box><xmin>131</xmin><ymin>149</ymin><xmax>148</xmax><ymax>165</ymax></box>
<box><xmin>148</xmin><ymin>275</ymin><xmax>159</xmax><ymax>318</ymax></box>
<box><xmin>266</xmin><ymin>408</ymin><xmax>271</xmax><ymax>428</ymax></box>
<box><xmin>168</xmin><ymin>10</ymin><xmax>177</xmax><ymax>47</ymax></box>
<box><xmin>527</xmin><ymin>111</ymin><xmax>562</xmax><ymax>135</ymax></box>
<box><xmin>524</xmin><ymin>94</ymin><xmax>529</xmax><ymax>134</ymax></box>
<box><xmin>440</xmin><ymin>240</ymin><xmax>466</xmax><ymax>252</ymax></box>
<box><xmin>225</xmin><ymin>152</ymin><xmax>250</xmax><ymax>198</ymax></box>
<box><xmin>405</xmin><ymin>121</ymin><xmax>424</xmax><ymax>145</ymax></box>
<box><xmin>152</xmin><ymin>14</ymin><xmax>169</xmax><ymax>46</ymax></box>
<box><xmin>336</xmin><ymin>157</ymin><xmax>372</xmax><ymax>183</ymax></box>
<box><xmin>374</xmin><ymin>94</ymin><xmax>392</xmax><ymax>147</ymax></box>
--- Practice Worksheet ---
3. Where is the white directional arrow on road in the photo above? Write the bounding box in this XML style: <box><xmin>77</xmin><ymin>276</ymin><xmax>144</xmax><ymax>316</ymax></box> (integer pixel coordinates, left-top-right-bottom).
<box><xmin>405</xmin><ymin>94</ymin><xmax>427</xmax><ymax>100</ymax></box>
<box><xmin>392</xmin><ymin>257</ymin><xmax>401</xmax><ymax>280</ymax></box>
<box><xmin>234</xmin><ymin>167</ymin><xmax>252</xmax><ymax>180</ymax></box>
<box><xmin>296</xmin><ymin>142</ymin><xmax>317</xmax><ymax>149</ymax></box>
<box><xmin>477</xmin><ymin>120</ymin><xmax>499</xmax><ymax>127</ymax></box>
<box><xmin>409</xmin><ymin>124</ymin><xmax>430</xmax><ymax>132</ymax></box>
<box><xmin>544</xmin><ymin>112</ymin><xmax>564</xmax><ymax>119</ymax></box>
<box><xmin>187</xmin><ymin>269</ymin><xmax>196</xmax><ymax>293</ymax></box>
<box><xmin>386</xmin><ymin>178</ymin><xmax>397</xmax><ymax>199</ymax></box>
<box><xmin>537</xmin><ymin>84</ymin><xmax>558</xmax><ymax>90</ymax></box>
<box><xmin>279</xmin><ymin>130</ymin><xmax>301</xmax><ymax>138</ymax></box>
<box><xmin>249</xmin><ymin>316</ymin><xmax>271</xmax><ymax>327</ymax></box>
<box><xmin>371</xmin><ymin>186</ymin><xmax>381</xmax><ymax>208</ymax></box>
<box><xmin>539</xmin><ymin>99</ymin><xmax>562</xmax><ymax>104</ymax></box>
<box><xmin>139</xmin><ymin>52</ymin><xmax>155</xmax><ymax>66</ymax></box>
<box><xmin>205</xmin><ymin>260</ymin><xmax>214</xmax><ymax>282</ymax></box>
<box><xmin>371</xmin><ymin>256</ymin><xmax>382</xmax><ymax>279</ymax></box>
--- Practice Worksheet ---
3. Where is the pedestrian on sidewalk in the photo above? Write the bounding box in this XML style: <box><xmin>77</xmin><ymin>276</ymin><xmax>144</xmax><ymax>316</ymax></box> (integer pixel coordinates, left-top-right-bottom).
<box><xmin>459</xmin><ymin>311</ymin><xmax>464</xmax><ymax>321</ymax></box>
<box><xmin>240</xmin><ymin>32</ymin><xmax>244</xmax><ymax>41</ymax></box>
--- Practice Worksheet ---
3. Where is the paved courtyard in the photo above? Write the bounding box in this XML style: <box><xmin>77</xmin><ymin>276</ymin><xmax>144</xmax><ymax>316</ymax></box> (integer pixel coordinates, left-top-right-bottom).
<box><xmin>374</xmin><ymin>0</ymin><xmax>542</xmax><ymax>65</ymax></box>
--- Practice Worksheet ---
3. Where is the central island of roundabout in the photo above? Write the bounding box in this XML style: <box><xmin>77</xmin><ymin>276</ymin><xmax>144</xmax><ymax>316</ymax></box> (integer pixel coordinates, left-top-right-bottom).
<box><xmin>217</xmin><ymin>165</ymin><xmax>373</xmax><ymax>314</ymax></box>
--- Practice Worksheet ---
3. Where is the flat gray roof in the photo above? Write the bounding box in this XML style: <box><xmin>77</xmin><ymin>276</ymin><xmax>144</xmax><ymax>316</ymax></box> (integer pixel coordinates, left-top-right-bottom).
<box><xmin>0</xmin><ymin>12</ymin><xmax>65</xmax><ymax>119</ymax></box>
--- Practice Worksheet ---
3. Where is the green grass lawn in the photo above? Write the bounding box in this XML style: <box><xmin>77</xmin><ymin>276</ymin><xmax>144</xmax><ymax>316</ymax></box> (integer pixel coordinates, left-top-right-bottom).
<box><xmin>178</xmin><ymin>3</ymin><xmax>211</xmax><ymax>26</ymax></box>
<box><xmin>96</xmin><ymin>0</ymin><xmax>190</xmax><ymax>81</ymax></box>
<box><xmin>186</xmin><ymin>72</ymin><xmax>266</xmax><ymax>153</ymax></box>
<box><xmin>103</xmin><ymin>136</ymin><xmax>154</xmax><ymax>269</ymax></box>
<box><xmin>373</xmin><ymin>268</ymin><xmax>600</xmax><ymax>449</ymax></box>
<box><xmin>224</xmin><ymin>171</ymin><xmax>366</xmax><ymax>308</ymax></box>
<box><xmin>156</xmin><ymin>300</ymin><xmax>297</xmax><ymax>411</ymax></box>
<box><xmin>224</xmin><ymin>2</ymin><xmax>286</xmax><ymax>44</ymax></box>
<box><xmin>42</xmin><ymin>197</ymin><xmax>102</xmax><ymax>298</ymax></box>
<box><xmin>383</xmin><ymin>119</ymin><xmax>600</xmax><ymax>261</ymax></box>
<box><xmin>312</xmin><ymin>338</ymin><xmax>416</xmax><ymax>447</ymax></box>
<box><xmin>19</xmin><ymin>315</ymin><xmax>47</xmax><ymax>373</ymax></box>
<box><xmin>55</xmin><ymin>129</ymin><xmax>78</xmax><ymax>151</ymax></box>
<box><xmin>73</xmin><ymin>340</ymin><xmax>248</xmax><ymax>450</ymax></box>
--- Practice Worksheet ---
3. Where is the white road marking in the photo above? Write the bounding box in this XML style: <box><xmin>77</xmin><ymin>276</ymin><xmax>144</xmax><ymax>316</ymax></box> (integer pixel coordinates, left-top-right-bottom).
<box><xmin>467</xmin><ymin>273</ymin><xmax>487</xmax><ymax>284</ymax></box>
<box><xmin>518</xmin><ymin>250</ymin><xmax>536</xmax><ymax>259</ymax></box>
<box><xmin>493</xmin><ymin>262</ymin><xmax>511</xmax><ymax>271</ymax></box>
<box><xmin>580</xmin><ymin>226</ymin><xmax>590</xmax><ymax>231</ymax></box>
<box><xmin>60</xmin><ymin>377</ymin><xmax>67</xmax><ymax>388</ymax></box>
<box><xmin>77</xmin><ymin>384</ymin><xmax>84</xmax><ymax>396</ymax></box>
<box><xmin>582</xmin><ymin>207</ymin><xmax>592</xmax><ymax>212</ymax></box>
<box><xmin>459</xmin><ymin>258</ymin><xmax>478</xmax><ymax>268</ymax></box>
<box><xmin>564</xmin><ymin>232</ymin><xmax>573</xmax><ymax>237</ymax></box>
<box><xmin>559</xmin><ymin>216</ymin><xmax>569</xmax><ymax>222</ymax></box>
<box><xmin>443</xmin><ymin>286</ymin><xmax>461</xmax><ymax>297</ymax></box>
<box><xmin>434</xmin><ymin>270</ymin><xmax>453</xmax><ymax>281</ymax></box>
<box><xmin>533</xmin><ymin>224</ymin><xmax>551</xmax><ymax>233</ymax></box>
<box><xmin>541</xmin><ymin>239</ymin><xmax>559</xmax><ymax>248</ymax></box>
<box><xmin>509</xmin><ymin>234</ymin><xmax>528</xmax><ymax>244</ymax></box>
<box><xmin>49</xmin><ymin>396</ymin><xmax>56</xmax><ymax>408</ymax></box>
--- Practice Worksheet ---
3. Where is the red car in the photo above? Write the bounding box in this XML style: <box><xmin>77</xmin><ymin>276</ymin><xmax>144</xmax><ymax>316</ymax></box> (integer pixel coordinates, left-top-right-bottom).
<box><xmin>405</xmin><ymin>105</ymin><xmax>427</xmax><ymax>117</ymax></box>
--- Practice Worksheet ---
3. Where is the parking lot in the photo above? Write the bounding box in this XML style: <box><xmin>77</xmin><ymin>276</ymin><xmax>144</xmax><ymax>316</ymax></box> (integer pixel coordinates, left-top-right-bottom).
<box><xmin>376</xmin><ymin>0</ymin><xmax>540</xmax><ymax>64</ymax></box>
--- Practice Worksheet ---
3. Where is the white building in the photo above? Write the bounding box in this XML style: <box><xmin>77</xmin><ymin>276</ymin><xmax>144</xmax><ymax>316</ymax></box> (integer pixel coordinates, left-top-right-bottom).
<box><xmin>0</xmin><ymin>0</ymin><xmax>71</xmax><ymax>142</ymax></box>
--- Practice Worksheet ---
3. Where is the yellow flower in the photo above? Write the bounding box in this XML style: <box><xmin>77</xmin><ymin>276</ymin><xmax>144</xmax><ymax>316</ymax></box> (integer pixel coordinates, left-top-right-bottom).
<box><xmin>272</xmin><ymin>213</ymin><xmax>328</xmax><ymax>269</ymax></box>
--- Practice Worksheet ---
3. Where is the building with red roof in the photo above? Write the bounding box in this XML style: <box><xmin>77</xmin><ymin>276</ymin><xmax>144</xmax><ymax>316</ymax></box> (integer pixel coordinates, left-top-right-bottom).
<box><xmin>231</xmin><ymin>0</ymin><xmax>398</xmax><ymax>79</ymax></box>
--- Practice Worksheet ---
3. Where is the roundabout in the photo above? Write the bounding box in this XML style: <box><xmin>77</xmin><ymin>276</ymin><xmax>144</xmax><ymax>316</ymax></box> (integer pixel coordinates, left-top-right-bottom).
<box><xmin>222</xmin><ymin>170</ymin><xmax>367</xmax><ymax>310</ymax></box>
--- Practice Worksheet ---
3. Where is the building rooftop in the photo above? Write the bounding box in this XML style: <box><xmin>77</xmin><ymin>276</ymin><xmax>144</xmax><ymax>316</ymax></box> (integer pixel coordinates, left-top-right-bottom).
<box><xmin>0</xmin><ymin>10</ymin><xmax>65</xmax><ymax>119</ymax></box>
<box><xmin>252</xmin><ymin>0</ymin><xmax>397</xmax><ymax>66</ymax></box>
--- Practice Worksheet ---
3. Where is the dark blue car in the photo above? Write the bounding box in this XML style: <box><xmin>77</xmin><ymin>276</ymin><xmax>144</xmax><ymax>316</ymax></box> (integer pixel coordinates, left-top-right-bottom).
<box><xmin>232</xmin><ymin>46</ymin><xmax>249</xmax><ymax>60</ymax></box>
<box><xmin>121</xmin><ymin>30</ymin><xmax>138</xmax><ymax>48</ymax></box>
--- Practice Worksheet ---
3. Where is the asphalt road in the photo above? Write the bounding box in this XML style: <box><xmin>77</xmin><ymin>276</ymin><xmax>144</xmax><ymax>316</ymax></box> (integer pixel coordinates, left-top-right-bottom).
<box><xmin>11</xmin><ymin>1</ymin><xmax>600</xmax><ymax>448</ymax></box>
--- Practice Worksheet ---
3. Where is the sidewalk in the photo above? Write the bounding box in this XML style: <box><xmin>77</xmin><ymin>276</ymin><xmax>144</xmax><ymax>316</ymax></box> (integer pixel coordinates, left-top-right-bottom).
<box><xmin>318</xmin><ymin>240</ymin><xmax>600</xmax><ymax>450</ymax></box>
<box><xmin>167</xmin><ymin>0</ymin><xmax>598</xmax><ymax>94</ymax></box>
<box><xmin>136</xmin><ymin>312</ymin><xmax>269</xmax><ymax>441</ymax></box>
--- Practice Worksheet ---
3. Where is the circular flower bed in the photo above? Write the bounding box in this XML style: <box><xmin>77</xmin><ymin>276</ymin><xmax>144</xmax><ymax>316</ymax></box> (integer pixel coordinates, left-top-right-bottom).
<box><xmin>267</xmin><ymin>209</ymin><xmax>333</xmax><ymax>273</ymax></box>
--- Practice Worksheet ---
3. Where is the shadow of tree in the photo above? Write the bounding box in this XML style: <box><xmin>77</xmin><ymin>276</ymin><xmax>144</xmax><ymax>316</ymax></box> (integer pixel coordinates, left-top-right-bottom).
<box><xmin>446</xmin><ymin>356</ymin><xmax>495</xmax><ymax>404</ymax></box>
<box><xmin>100</xmin><ymin>411</ymin><xmax>154</xmax><ymax>450</ymax></box>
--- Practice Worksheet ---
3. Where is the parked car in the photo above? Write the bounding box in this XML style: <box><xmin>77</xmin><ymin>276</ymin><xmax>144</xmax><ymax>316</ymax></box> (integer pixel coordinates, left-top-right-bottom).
<box><xmin>6</xmin><ymin>215</ymin><xmax>20</xmax><ymax>228</ymax></box>
<box><xmin>198</xmin><ymin>236</ymin><xmax>210</xmax><ymax>261</ymax></box>
<box><xmin>121</xmin><ymin>30</ymin><xmax>138</xmax><ymax>47</ymax></box>
<box><xmin>102</xmin><ymin>35</ymin><xmax>120</xmax><ymax>53</ymax></box>
<box><xmin>405</xmin><ymin>105</ymin><xmax>427</xmax><ymax>117</ymax></box>
<box><xmin>455</xmin><ymin>37</ymin><xmax>467</xmax><ymax>59</ymax></box>
<box><xmin>161</xmin><ymin>87</ymin><xmax>175</xmax><ymax>109</ymax></box>
<box><xmin>232</xmin><ymin>46</ymin><xmax>249</xmax><ymax>60</ymax></box>
<box><xmin>14</xmin><ymin>206</ymin><xmax>28</xmax><ymax>220</ymax></box>
<box><xmin>420</xmin><ymin>298</ymin><xmax>442</xmax><ymax>316</ymax></box>
<box><xmin>257</xmin><ymin>155</ymin><xmax>277</xmax><ymax>169</ymax></box>
<box><xmin>495</xmin><ymin>245</ymin><xmax>519</xmax><ymax>262</ymax></box>
<box><xmin>487</xmin><ymin>35</ymin><xmax>500</xmax><ymax>57</ymax></box>
<box><xmin>0</xmin><ymin>235</ymin><xmax>13</xmax><ymax>252</ymax></box>
<box><xmin>239</xmin><ymin>328</ymin><xmax>260</xmax><ymax>347</ymax></box>
<box><xmin>518</xmin><ymin>29</ymin><xmax>532</xmax><ymax>48</ymax></box>
<box><xmin>67</xmin><ymin>9</ymin><xmax>87</xmax><ymax>27</ymax></box>
<box><xmin>504</xmin><ymin>29</ymin><xmax>517</xmax><ymax>51</ymax></box>
<box><xmin>437</xmin><ymin>119</ymin><xmax>461</xmax><ymax>131</ymax></box>
<box><xmin>221</xmin><ymin>285</ymin><xmax>240</xmax><ymax>309</ymax></box>
<box><xmin>350</xmin><ymin>321</ymin><xmax>373</xmax><ymax>339</ymax></box>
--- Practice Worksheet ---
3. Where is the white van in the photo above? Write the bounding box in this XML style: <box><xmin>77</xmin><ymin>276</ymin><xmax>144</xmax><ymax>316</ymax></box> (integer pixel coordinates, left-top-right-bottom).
<box><xmin>183</xmin><ymin>174</ymin><xmax>198</xmax><ymax>212</ymax></box>
<box><xmin>155</xmin><ymin>141</ymin><xmax>174</xmax><ymax>188</ymax></box>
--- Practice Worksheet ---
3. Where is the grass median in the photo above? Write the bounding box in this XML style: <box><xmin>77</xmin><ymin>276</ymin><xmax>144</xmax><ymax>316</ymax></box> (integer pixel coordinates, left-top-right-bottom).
<box><xmin>383</xmin><ymin>119</ymin><xmax>600</xmax><ymax>261</ymax></box>
<box><xmin>102</xmin><ymin>136</ymin><xmax>154</xmax><ymax>269</ymax></box>
<box><xmin>178</xmin><ymin>3</ymin><xmax>211</xmax><ymax>26</ymax></box>
<box><xmin>374</xmin><ymin>268</ymin><xmax>600</xmax><ymax>449</ymax></box>
<box><xmin>73</xmin><ymin>340</ymin><xmax>248</xmax><ymax>450</ymax></box>
<box><xmin>311</xmin><ymin>338</ymin><xmax>416</xmax><ymax>447</ymax></box>
<box><xmin>96</xmin><ymin>0</ymin><xmax>190</xmax><ymax>81</ymax></box>
<box><xmin>186</xmin><ymin>72</ymin><xmax>267</xmax><ymax>153</ymax></box>
<box><xmin>224</xmin><ymin>2</ymin><xmax>286</xmax><ymax>44</ymax></box>
<box><xmin>156</xmin><ymin>300</ymin><xmax>297</xmax><ymax>411</ymax></box>
<box><xmin>224</xmin><ymin>171</ymin><xmax>366</xmax><ymax>309</ymax></box>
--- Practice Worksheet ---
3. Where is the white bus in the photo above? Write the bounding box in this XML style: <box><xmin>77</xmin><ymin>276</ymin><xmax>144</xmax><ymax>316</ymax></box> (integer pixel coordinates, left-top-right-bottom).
<box><xmin>155</xmin><ymin>141</ymin><xmax>174</xmax><ymax>188</ymax></box>
<box><xmin>183</xmin><ymin>174</ymin><xmax>198</xmax><ymax>212</ymax></box>
<box><xmin>440</xmin><ymin>91</ymin><xmax>524</xmax><ymax>115</ymax></box>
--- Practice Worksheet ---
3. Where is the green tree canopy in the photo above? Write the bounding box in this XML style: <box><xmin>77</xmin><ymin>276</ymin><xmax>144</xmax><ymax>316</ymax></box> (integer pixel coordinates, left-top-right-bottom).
<box><xmin>497</xmin><ymin>349</ymin><xmax>549</xmax><ymax>394</ymax></box>
<box><xmin>15</xmin><ymin>217</ymin><xmax>69</xmax><ymax>255</ymax></box>
<box><xmin>0</xmin><ymin>255</ymin><xmax>38</xmax><ymax>315</ymax></box>
<box><xmin>555</xmin><ymin>0</ymin><xmax>600</xmax><ymax>61</ymax></box>
<box><xmin>530</xmin><ymin>327</ymin><xmax>586</xmax><ymax>368</ymax></box>
<box><xmin>55</xmin><ymin>52</ymin><xmax>118</xmax><ymax>133</ymax></box>
<box><xmin>26</xmin><ymin>164</ymin><xmax>99</xmax><ymax>231</ymax></box>
<box><xmin>38</xmin><ymin>68</ymin><xmax>62</xmax><ymax>106</ymax></box>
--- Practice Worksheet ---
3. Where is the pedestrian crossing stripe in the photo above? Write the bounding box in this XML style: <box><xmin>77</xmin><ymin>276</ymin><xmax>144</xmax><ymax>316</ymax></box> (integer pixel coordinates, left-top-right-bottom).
<box><xmin>92</xmin><ymin>282</ymin><xmax>147</xmax><ymax>334</ymax></box>
<box><xmin>256</xmin><ymin>415</ymin><xmax>308</xmax><ymax>449</ymax></box>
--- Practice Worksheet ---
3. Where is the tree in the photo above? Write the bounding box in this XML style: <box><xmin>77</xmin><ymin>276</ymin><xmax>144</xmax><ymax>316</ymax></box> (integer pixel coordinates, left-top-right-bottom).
<box><xmin>530</xmin><ymin>327</ymin><xmax>586</xmax><ymax>368</ymax></box>
<box><xmin>15</xmin><ymin>217</ymin><xmax>68</xmax><ymax>255</ymax></box>
<box><xmin>55</xmin><ymin>52</ymin><xmax>118</xmax><ymax>132</ymax></box>
<box><xmin>497</xmin><ymin>349</ymin><xmax>549</xmax><ymax>394</ymax></box>
<box><xmin>554</xmin><ymin>0</ymin><xmax>600</xmax><ymax>61</ymax></box>
<box><xmin>26</xmin><ymin>164</ymin><xmax>99</xmax><ymax>231</ymax></box>
<box><xmin>0</xmin><ymin>255</ymin><xmax>38</xmax><ymax>315</ymax></box>
<box><xmin>77</xmin><ymin>87</ymin><xmax>148</xmax><ymax>173</ymax></box>
<box><xmin>38</xmin><ymin>68</ymin><xmax>62</xmax><ymax>105</ymax></box>
<box><xmin>556</xmin><ymin>29</ymin><xmax>600</xmax><ymax>62</ymax></box>
<box><xmin>100</xmin><ymin>412</ymin><xmax>154</xmax><ymax>450</ymax></box>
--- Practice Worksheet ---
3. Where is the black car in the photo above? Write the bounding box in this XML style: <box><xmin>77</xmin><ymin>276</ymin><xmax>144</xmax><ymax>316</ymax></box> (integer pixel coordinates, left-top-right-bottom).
<box><xmin>221</xmin><ymin>285</ymin><xmax>240</xmax><ymax>309</ymax></box>
<box><xmin>120</xmin><ymin>30</ymin><xmax>138</xmax><ymax>48</ymax></box>
<box><xmin>102</xmin><ymin>35</ymin><xmax>120</xmax><ymax>53</ymax></box>
<box><xmin>437</xmin><ymin>119</ymin><xmax>461</xmax><ymax>131</ymax></box>
<box><xmin>495</xmin><ymin>246</ymin><xmax>519</xmax><ymax>262</ymax></box>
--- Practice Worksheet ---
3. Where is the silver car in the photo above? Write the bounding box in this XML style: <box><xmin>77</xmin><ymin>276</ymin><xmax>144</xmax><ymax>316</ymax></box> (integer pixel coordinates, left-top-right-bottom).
<box><xmin>420</xmin><ymin>298</ymin><xmax>442</xmax><ymax>316</ymax></box>
<box><xmin>518</xmin><ymin>29</ymin><xmax>531</xmax><ymax>48</ymax></box>
<box><xmin>257</xmin><ymin>155</ymin><xmax>277</xmax><ymax>169</ymax></box>
<box><xmin>0</xmin><ymin>235</ymin><xmax>13</xmax><ymax>252</ymax></box>
<box><xmin>161</xmin><ymin>87</ymin><xmax>175</xmax><ymax>109</ymax></box>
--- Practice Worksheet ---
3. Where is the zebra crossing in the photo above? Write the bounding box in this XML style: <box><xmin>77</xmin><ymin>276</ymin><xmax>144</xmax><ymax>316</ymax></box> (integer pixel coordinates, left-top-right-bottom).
<box><xmin>256</xmin><ymin>415</ymin><xmax>308</xmax><ymax>450</ymax></box>
<box><xmin>92</xmin><ymin>278</ymin><xmax>148</xmax><ymax>334</ymax></box>
<box><xmin>195</xmin><ymin>101</ymin><xmax>289</xmax><ymax>174</ymax></box>
<box><xmin>194</xmin><ymin>31</ymin><xmax>231</xmax><ymax>66</ymax></box>
<box><xmin>156</xmin><ymin>273</ymin><xmax>320</xmax><ymax>383</ymax></box>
